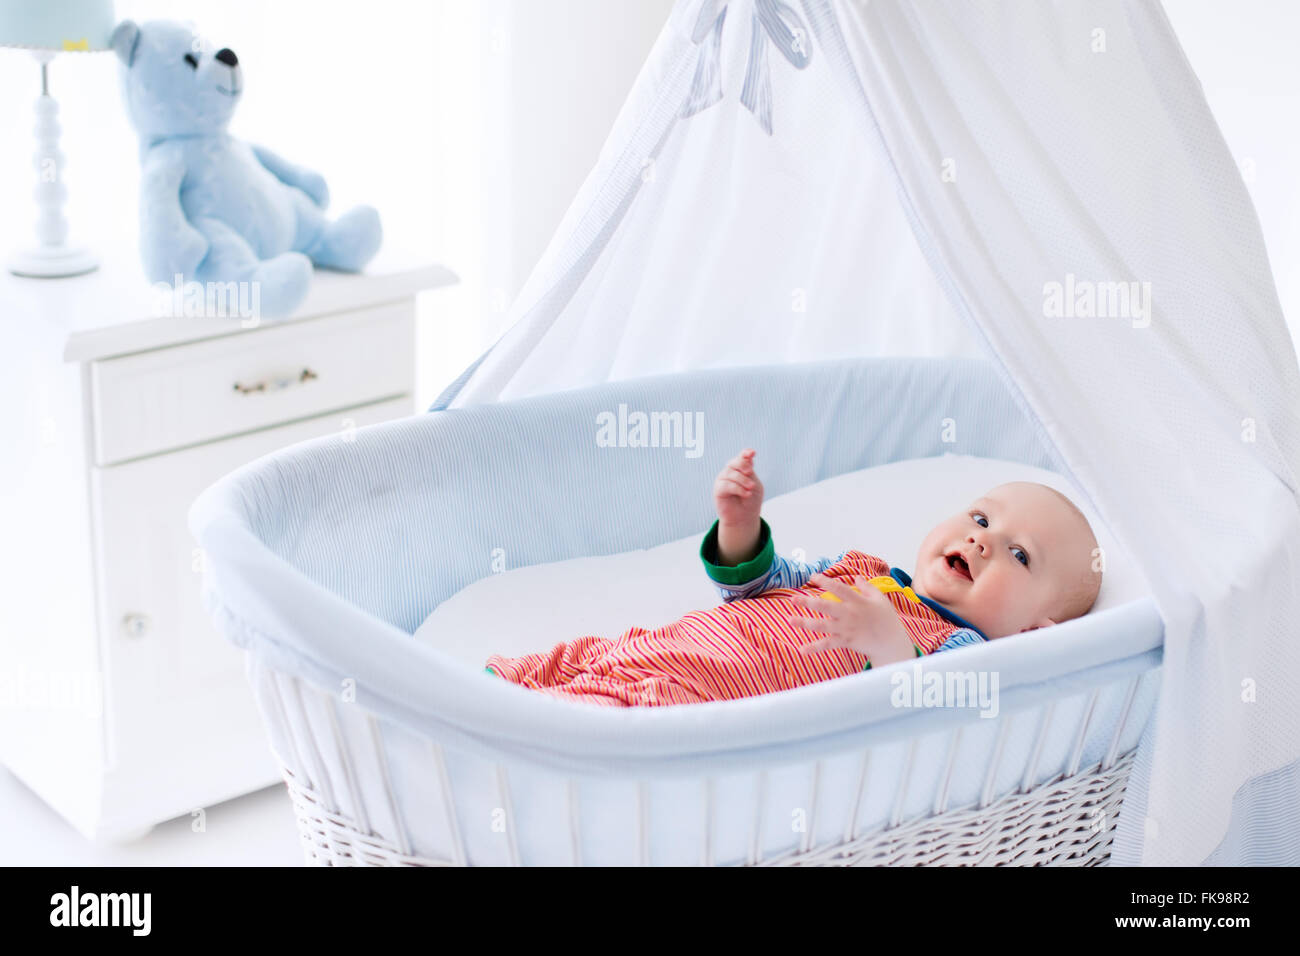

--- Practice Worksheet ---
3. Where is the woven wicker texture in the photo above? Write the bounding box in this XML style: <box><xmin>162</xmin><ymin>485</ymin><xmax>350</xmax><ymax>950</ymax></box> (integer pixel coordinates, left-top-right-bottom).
<box><xmin>282</xmin><ymin>750</ymin><xmax>1133</xmax><ymax>867</ymax></box>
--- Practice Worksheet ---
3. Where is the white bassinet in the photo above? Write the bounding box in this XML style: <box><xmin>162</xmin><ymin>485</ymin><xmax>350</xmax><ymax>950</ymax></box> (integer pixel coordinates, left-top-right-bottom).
<box><xmin>191</xmin><ymin>357</ymin><xmax>1163</xmax><ymax>865</ymax></box>
<box><xmin>193</xmin><ymin>0</ymin><xmax>1300</xmax><ymax>866</ymax></box>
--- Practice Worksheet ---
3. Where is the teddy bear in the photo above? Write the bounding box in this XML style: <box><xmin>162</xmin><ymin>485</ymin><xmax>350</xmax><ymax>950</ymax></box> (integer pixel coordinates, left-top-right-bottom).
<box><xmin>110</xmin><ymin>20</ymin><xmax>382</xmax><ymax>317</ymax></box>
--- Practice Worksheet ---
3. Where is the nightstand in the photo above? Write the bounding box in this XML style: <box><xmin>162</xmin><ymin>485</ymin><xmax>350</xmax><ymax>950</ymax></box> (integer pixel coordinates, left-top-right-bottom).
<box><xmin>0</xmin><ymin>251</ymin><xmax>456</xmax><ymax>840</ymax></box>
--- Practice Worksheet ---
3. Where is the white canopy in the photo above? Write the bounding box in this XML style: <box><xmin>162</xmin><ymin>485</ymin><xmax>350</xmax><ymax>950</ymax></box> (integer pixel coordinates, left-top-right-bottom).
<box><xmin>438</xmin><ymin>0</ymin><xmax>1300</xmax><ymax>865</ymax></box>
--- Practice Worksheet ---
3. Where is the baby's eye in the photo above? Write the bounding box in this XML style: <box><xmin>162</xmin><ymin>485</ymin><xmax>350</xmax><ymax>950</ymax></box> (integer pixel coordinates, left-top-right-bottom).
<box><xmin>183</xmin><ymin>53</ymin><xmax>199</xmax><ymax>69</ymax></box>
<box><xmin>971</xmin><ymin>512</ymin><xmax>988</xmax><ymax>528</ymax></box>
<box><xmin>1011</xmin><ymin>547</ymin><xmax>1029</xmax><ymax>567</ymax></box>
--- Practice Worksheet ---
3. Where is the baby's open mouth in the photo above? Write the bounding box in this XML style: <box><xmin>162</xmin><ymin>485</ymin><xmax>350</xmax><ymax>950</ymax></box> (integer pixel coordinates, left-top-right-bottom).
<box><xmin>945</xmin><ymin>552</ymin><xmax>972</xmax><ymax>581</ymax></box>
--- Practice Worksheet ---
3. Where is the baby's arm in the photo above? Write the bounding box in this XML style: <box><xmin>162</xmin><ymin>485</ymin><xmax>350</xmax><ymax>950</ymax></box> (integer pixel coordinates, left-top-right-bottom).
<box><xmin>705</xmin><ymin>449</ymin><xmax>846</xmax><ymax>601</ymax></box>
<box><xmin>702</xmin><ymin>523</ymin><xmax>847</xmax><ymax>602</ymax></box>
<box><xmin>711</xmin><ymin>448</ymin><xmax>764</xmax><ymax>565</ymax></box>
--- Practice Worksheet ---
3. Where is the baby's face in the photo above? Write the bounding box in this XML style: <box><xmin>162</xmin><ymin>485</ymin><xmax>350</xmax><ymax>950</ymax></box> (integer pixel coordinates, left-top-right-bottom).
<box><xmin>910</xmin><ymin>482</ymin><xmax>1098</xmax><ymax>639</ymax></box>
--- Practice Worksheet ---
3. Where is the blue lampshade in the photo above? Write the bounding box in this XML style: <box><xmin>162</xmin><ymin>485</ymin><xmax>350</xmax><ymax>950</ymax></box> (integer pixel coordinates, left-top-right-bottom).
<box><xmin>0</xmin><ymin>0</ymin><xmax>116</xmax><ymax>51</ymax></box>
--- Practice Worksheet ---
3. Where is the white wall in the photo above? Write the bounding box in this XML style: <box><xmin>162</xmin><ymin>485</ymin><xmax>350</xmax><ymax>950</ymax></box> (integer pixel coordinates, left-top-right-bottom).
<box><xmin>0</xmin><ymin>0</ymin><xmax>673</xmax><ymax>406</ymax></box>
<box><xmin>0</xmin><ymin>0</ymin><xmax>442</xmax><ymax>265</ymax></box>
<box><xmin>427</xmin><ymin>0</ymin><xmax>675</xmax><ymax>404</ymax></box>
<box><xmin>0</xmin><ymin>0</ymin><xmax>1293</xmax><ymax>405</ymax></box>
<box><xmin>1163</xmin><ymin>0</ymin><xmax>1300</xmax><ymax>340</ymax></box>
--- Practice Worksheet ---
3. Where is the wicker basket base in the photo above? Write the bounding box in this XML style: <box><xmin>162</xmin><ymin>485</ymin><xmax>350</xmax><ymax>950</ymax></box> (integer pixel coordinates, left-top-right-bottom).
<box><xmin>282</xmin><ymin>749</ymin><xmax>1133</xmax><ymax>867</ymax></box>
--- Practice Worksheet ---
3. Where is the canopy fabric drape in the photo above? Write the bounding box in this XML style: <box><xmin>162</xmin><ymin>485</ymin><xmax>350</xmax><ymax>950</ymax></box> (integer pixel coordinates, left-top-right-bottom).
<box><xmin>436</xmin><ymin>0</ymin><xmax>1300</xmax><ymax>865</ymax></box>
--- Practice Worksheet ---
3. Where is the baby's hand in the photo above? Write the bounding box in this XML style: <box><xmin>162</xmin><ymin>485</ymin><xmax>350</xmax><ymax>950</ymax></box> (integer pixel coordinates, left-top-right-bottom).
<box><xmin>791</xmin><ymin>575</ymin><xmax>917</xmax><ymax>666</ymax></box>
<box><xmin>712</xmin><ymin>449</ymin><xmax>764</xmax><ymax>565</ymax></box>
<box><xmin>713</xmin><ymin>448</ymin><xmax>763</xmax><ymax>528</ymax></box>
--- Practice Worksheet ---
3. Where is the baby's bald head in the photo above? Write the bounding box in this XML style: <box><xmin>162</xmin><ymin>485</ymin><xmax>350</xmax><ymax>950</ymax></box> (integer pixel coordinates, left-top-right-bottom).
<box><xmin>912</xmin><ymin>481</ymin><xmax>1102</xmax><ymax>639</ymax></box>
<box><xmin>1009</xmin><ymin>483</ymin><xmax>1102</xmax><ymax>623</ymax></box>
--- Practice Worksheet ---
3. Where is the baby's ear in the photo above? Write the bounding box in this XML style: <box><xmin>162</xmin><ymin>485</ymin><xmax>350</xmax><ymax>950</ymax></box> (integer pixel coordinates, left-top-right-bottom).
<box><xmin>110</xmin><ymin>20</ymin><xmax>140</xmax><ymax>67</ymax></box>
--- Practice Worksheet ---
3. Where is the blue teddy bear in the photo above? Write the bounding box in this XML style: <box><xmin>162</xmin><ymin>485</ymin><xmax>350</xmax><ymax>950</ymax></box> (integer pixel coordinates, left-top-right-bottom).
<box><xmin>110</xmin><ymin>20</ymin><xmax>382</xmax><ymax>317</ymax></box>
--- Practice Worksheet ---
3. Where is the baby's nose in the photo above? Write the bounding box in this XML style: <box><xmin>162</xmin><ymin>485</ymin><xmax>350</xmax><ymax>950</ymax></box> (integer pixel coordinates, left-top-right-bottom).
<box><xmin>967</xmin><ymin>534</ymin><xmax>988</xmax><ymax>555</ymax></box>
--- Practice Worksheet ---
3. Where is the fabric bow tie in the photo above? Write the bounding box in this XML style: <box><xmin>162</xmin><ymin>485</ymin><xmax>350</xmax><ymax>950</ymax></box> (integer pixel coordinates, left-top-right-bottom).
<box><xmin>681</xmin><ymin>0</ymin><xmax>814</xmax><ymax>135</ymax></box>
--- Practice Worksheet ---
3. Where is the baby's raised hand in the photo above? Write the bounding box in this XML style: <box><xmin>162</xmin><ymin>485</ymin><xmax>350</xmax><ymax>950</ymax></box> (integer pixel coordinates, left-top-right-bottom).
<box><xmin>713</xmin><ymin>448</ymin><xmax>763</xmax><ymax>528</ymax></box>
<box><xmin>791</xmin><ymin>574</ymin><xmax>917</xmax><ymax>666</ymax></box>
<box><xmin>712</xmin><ymin>449</ymin><xmax>765</xmax><ymax>565</ymax></box>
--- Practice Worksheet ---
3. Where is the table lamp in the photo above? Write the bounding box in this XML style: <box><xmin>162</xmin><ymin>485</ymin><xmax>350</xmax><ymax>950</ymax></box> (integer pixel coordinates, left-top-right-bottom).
<box><xmin>0</xmin><ymin>0</ymin><xmax>116</xmax><ymax>277</ymax></box>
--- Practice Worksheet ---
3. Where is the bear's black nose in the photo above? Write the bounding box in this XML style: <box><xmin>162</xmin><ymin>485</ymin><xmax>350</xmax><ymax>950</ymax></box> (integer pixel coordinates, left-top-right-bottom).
<box><xmin>214</xmin><ymin>48</ymin><xmax>238</xmax><ymax>67</ymax></box>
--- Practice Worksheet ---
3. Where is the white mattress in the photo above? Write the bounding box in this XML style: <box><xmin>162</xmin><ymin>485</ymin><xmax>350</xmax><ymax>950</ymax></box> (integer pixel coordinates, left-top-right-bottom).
<box><xmin>416</xmin><ymin>454</ymin><xmax>1151</xmax><ymax>667</ymax></box>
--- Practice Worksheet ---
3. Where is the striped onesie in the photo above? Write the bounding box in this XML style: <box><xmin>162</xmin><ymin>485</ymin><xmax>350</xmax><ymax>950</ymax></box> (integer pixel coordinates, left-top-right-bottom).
<box><xmin>484</xmin><ymin>519</ymin><xmax>987</xmax><ymax>707</ymax></box>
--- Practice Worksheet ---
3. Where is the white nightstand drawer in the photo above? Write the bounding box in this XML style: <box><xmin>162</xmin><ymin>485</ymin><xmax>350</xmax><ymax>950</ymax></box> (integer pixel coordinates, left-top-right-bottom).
<box><xmin>90</xmin><ymin>303</ymin><xmax>414</xmax><ymax>465</ymax></box>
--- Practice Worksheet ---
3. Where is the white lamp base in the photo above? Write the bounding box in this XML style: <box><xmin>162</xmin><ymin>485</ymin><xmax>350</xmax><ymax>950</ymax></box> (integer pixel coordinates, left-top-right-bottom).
<box><xmin>11</xmin><ymin>52</ymin><xmax>98</xmax><ymax>280</ymax></box>
<box><xmin>9</xmin><ymin>243</ymin><xmax>99</xmax><ymax>278</ymax></box>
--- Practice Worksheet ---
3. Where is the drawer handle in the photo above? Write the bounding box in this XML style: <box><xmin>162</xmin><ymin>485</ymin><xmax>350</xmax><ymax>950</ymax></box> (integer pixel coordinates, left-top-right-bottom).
<box><xmin>121</xmin><ymin>613</ymin><xmax>151</xmax><ymax>638</ymax></box>
<box><xmin>233</xmin><ymin>367</ymin><xmax>318</xmax><ymax>395</ymax></box>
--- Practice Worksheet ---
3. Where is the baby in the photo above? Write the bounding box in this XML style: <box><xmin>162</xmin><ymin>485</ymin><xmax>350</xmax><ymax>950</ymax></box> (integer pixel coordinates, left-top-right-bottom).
<box><xmin>485</xmin><ymin>449</ymin><xmax>1102</xmax><ymax>706</ymax></box>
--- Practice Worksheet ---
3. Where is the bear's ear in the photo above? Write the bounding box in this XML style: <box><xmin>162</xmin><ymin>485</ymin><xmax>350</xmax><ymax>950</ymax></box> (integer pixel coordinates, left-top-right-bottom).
<box><xmin>110</xmin><ymin>20</ymin><xmax>140</xmax><ymax>67</ymax></box>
